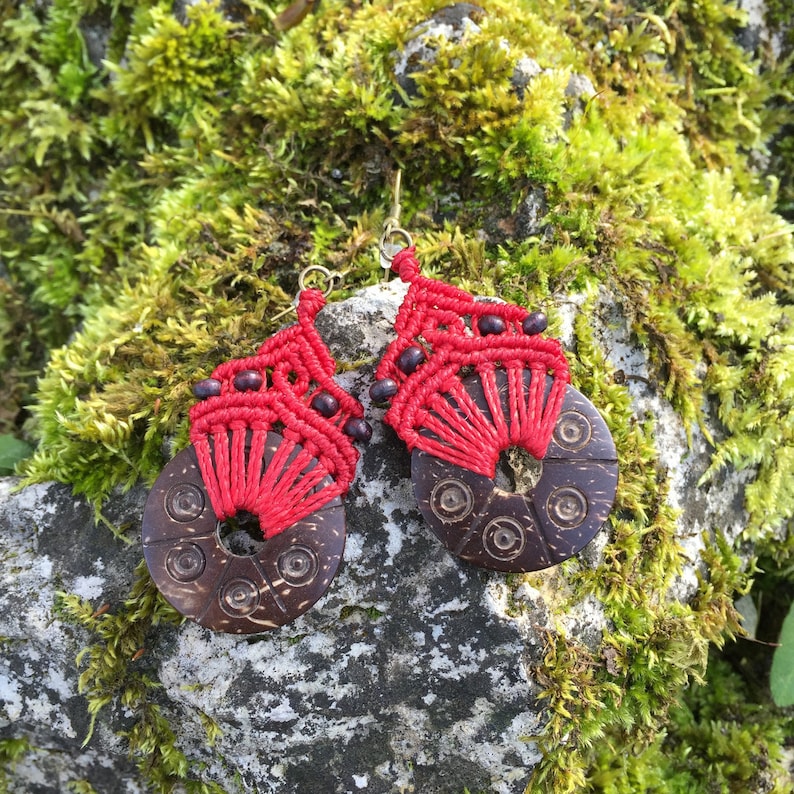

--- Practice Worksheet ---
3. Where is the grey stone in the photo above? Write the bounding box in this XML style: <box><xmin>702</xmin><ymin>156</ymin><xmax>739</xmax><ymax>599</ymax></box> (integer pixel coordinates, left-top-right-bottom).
<box><xmin>393</xmin><ymin>4</ymin><xmax>486</xmax><ymax>99</ymax></box>
<box><xmin>391</xmin><ymin>2</ymin><xmax>598</xmax><ymax>142</ymax></box>
<box><xmin>0</xmin><ymin>278</ymin><xmax>751</xmax><ymax>792</ymax></box>
<box><xmin>738</xmin><ymin>0</ymin><xmax>783</xmax><ymax>58</ymax></box>
<box><xmin>564</xmin><ymin>73</ymin><xmax>596</xmax><ymax>101</ymax></box>
<box><xmin>513</xmin><ymin>187</ymin><xmax>549</xmax><ymax>240</ymax></box>
<box><xmin>580</xmin><ymin>287</ymin><xmax>751</xmax><ymax>600</ymax></box>
<box><xmin>510</xmin><ymin>57</ymin><xmax>542</xmax><ymax>101</ymax></box>
<box><xmin>78</xmin><ymin>8</ymin><xmax>113</xmax><ymax>70</ymax></box>
<box><xmin>0</xmin><ymin>479</ymin><xmax>144</xmax><ymax>790</ymax></box>
<box><xmin>561</xmin><ymin>73</ymin><xmax>597</xmax><ymax>129</ymax></box>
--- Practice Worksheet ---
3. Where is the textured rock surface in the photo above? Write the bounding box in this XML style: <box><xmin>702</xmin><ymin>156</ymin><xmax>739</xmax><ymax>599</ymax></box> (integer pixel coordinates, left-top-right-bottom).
<box><xmin>0</xmin><ymin>280</ymin><xmax>748</xmax><ymax>792</ymax></box>
<box><xmin>0</xmin><ymin>479</ymin><xmax>144</xmax><ymax>791</ymax></box>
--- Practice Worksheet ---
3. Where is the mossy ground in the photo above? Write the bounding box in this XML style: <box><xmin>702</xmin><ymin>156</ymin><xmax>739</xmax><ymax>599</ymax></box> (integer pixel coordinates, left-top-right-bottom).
<box><xmin>1</xmin><ymin>0</ymin><xmax>793</xmax><ymax>791</ymax></box>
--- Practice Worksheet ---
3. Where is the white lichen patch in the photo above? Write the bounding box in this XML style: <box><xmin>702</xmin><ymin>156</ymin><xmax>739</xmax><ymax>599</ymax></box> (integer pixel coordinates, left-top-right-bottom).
<box><xmin>69</xmin><ymin>574</ymin><xmax>107</xmax><ymax>600</ymax></box>
<box><xmin>0</xmin><ymin>671</ymin><xmax>23</xmax><ymax>723</ymax></box>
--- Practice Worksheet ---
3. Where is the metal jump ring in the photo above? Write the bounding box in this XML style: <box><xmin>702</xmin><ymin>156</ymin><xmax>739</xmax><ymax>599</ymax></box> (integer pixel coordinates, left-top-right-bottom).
<box><xmin>298</xmin><ymin>264</ymin><xmax>340</xmax><ymax>296</ymax></box>
<box><xmin>379</xmin><ymin>227</ymin><xmax>414</xmax><ymax>263</ymax></box>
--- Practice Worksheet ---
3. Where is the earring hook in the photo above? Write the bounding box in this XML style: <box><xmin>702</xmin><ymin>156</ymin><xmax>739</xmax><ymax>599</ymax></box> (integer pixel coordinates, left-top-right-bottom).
<box><xmin>379</xmin><ymin>169</ymin><xmax>413</xmax><ymax>276</ymax></box>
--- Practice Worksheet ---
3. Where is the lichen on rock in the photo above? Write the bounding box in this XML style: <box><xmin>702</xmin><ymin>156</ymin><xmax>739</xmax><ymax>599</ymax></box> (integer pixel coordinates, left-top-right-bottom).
<box><xmin>1</xmin><ymin>0</ymin><xmax>793</xmax><ymax>792</ymax></box>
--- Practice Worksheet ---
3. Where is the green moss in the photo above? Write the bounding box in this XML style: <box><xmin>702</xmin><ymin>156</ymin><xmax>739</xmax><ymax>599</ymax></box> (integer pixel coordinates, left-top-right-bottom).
<box><xmin>588</xmin><ymin>653</ymin><xmax>794</xmax><ymax>793</ymax></box>
<box><xmin>1</xmin><ymin>0</ymin><xmax>793</xmax><ymax>790</ymax></box>
<box><xmin>0</xmin><ymin>736</ymin><xmax>34</xmax><ymax>789</ymax></box>
<box><xmin>66</xmin><ymin>782</ymin><xmax>100</xmax><ymax>794</ymax></box>
<box><xmin>340</xmin><ymin>603</ymin><xmax>387</xmax><ymax>621</ymax></box>
<box><xmin>22</xmin><ymin>207</ymin><xmax>299</xmax><ymax>512</ymax></box>
<box><xmin>99</xmin><ymin>2</ymin><xmax>240</xmax><ymax>144</ymax></box>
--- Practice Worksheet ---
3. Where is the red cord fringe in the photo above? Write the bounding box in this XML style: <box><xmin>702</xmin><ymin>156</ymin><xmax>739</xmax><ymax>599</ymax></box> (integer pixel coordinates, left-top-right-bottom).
<box><xmin>375</xmin><ymin>248</ymin><xmax>570</xmax><ymax>477</ymax></box>
<box><xmin>189</xmin><ymin>289</ymin><xmax>362</xmax><ymax>538</ymax></box>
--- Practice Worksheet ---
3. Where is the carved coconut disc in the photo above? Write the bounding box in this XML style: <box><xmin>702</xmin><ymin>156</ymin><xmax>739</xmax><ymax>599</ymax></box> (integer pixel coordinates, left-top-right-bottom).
<box><xmin>142</xmin><ymin>433</ymin><xmax>345</xmax><ymax>633</ymax></box>
<box><xmin>412</xmin><ymin>371</ymin><xmax>618</xmax><ymax>572</ymax></box>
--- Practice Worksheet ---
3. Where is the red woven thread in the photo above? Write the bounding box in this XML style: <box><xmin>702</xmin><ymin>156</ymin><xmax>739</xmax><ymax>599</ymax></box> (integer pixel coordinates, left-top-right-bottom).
<box><xmin>189</xmin><ymin>289</ymin><xmax>363</xmax><ymax>538</ymax></box>
<box><xmin>374</xmin><ymin>247</ymin><xmax>570</xmax><ymax>477</ymax></box>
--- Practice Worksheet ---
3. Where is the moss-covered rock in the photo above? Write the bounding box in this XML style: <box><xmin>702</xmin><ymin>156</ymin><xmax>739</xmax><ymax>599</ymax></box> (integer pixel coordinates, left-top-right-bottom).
<box><xmin>1</xmin><ymin>0</ymin><xmax>792</xmax><ymax>791</ymax></box>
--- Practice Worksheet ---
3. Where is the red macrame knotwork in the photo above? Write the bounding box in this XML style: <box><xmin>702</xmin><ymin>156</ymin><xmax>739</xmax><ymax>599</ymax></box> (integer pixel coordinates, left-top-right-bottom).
<box><xmin>375</xmin><ymin>247</ymin><xmax>570</xmax><ymax>478</ymax></box>
<box><xmin>189</xmin><ymin>289</ymin><xmax>363</xmax><ymax>538</ymax></box>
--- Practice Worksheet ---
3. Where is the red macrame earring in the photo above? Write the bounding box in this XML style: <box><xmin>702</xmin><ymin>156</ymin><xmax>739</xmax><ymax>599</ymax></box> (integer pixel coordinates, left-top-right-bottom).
<box><xmin>373</xmin><ymin>181</ymin><xmax>618</xmax><ymax>573</ymax></box>
<box><xmin>142</xmin><ymin>271</ymin><xmax>371</xmax><ymax>633</ymax></box>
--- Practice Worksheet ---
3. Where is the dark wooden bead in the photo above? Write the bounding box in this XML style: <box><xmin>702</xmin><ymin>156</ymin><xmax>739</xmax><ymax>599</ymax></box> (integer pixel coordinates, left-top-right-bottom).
<box><xmin>522</xmin><ymin>311</ymin><xmax>548</xmax><ymax>336</ymax></box>
<box><xmin>311</xmin><ymin>391</ymin><xmax>339</xmax><ymax>417</ymax></box>
<box><xmin>193</xmin><ymin>378</ymin><xmax>222</xmax><ymax>399</ymax></box>
<box><xmin>343</xmin><ymin>417</ymin><xmax>373</xmax><ymax>442</ymax></box>
<box><xmin>477</xmin><ymin>314</ymin><xmax>506</xmax><ymax>336</ymax></box>
<box><xmin>396</xmin><ymin>345</ymin><xmax>426</xmax><ymax>375</ymax></box>
<box><xmin>370</xmin><ymin>378</ymin><xmax>399</xmax><ymax>402</ymax></box>
<box><xmin>233</xmin><ymin>370</ymin><xmax>264</xmax><ymax>392</ymax></box>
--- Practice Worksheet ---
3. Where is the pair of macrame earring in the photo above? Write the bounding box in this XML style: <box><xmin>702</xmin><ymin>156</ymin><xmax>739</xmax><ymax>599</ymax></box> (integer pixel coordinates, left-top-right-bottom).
<box><xmin>142</xmin><ymin>183</ymin><xmax>618</xmax><ymax>634</ymax></box>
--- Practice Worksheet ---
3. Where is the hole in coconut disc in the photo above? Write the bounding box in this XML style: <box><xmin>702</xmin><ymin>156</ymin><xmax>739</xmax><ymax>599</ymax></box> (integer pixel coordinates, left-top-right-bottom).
<box><xmin>216</xmin><ymin>511</ymin><xmax>267</xmax><ymax>557</ymax></box>
<box><xmin>494</xmin><ymin>446</ymin><xmax>543</xmax><ymax>495</ymax></box>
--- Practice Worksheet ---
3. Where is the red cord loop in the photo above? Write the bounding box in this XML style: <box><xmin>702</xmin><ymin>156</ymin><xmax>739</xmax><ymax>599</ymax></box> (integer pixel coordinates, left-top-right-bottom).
<box><xmin>376</xmin><ymin>247</ymin><xmax>570</xmax><ymax>477</ymax></box>
<box><xmin>189</xmin><ymin>289</ymin><xmax>363</xmax><ymax>538</ymax></box>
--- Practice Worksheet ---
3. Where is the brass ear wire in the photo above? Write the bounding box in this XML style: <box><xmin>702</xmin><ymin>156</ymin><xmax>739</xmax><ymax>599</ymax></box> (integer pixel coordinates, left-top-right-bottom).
<box><xmin>383</xmin><ymin>169</ymin><xmax>403</xmax><ymax>235</ymax></box>
<box><xmin>379</xmin><ymin>170</ymin><xmax>413</xmax><ymax>279</ymax></box>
